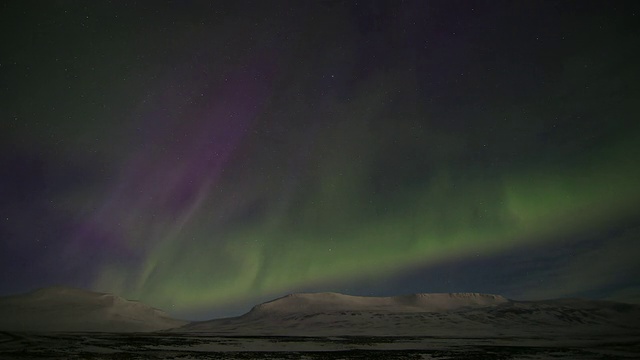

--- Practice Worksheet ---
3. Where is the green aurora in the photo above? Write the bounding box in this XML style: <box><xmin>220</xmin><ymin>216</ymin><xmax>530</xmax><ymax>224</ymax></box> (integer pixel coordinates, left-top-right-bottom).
<box><xmin>1</xmin><ymin>1</ymin><xmax>639</xmax><ymax>319</ymax></box>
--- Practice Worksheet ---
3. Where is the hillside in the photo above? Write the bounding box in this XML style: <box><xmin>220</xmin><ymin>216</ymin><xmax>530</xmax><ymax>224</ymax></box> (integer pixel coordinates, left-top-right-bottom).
<box><xmin>182</xmin><ymin>292</ymin><xmax>640</xmax><ymax>337</ymax></box>
<box><xmin>0</xmin><ymin>287</ymin><xmax>187</xmax><ymax>332</ymax></box>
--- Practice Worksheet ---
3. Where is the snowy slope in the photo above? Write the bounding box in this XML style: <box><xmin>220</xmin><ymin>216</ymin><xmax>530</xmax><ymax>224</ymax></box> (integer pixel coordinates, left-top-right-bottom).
<box><xmin>0</xmin><ymin>287</ymin><xmax>187</xmax><ymax>332</ymax></box>
<box><xmin>182</xmin><ymin>292</ymin><xmax>640</xmax><ymax>337</ymax></box>
<box><xmin>245</xmin><ymin>292</ymin><xmax>507</xmax><ymax>316</ymax></box>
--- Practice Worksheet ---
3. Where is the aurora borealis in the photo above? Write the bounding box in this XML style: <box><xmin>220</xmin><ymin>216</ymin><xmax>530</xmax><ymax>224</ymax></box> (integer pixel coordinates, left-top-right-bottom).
<box><xmin>1</xmin><ymin>1</ymin><xmax>639</xmax><ymax>320</ymax></box>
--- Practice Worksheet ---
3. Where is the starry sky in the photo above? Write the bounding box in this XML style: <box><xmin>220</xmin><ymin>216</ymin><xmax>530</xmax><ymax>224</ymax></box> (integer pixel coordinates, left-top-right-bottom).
<box><xmin>1</xmin><ymin>1</ymin><xmax>639</xmax><ymax>320</ymax></box>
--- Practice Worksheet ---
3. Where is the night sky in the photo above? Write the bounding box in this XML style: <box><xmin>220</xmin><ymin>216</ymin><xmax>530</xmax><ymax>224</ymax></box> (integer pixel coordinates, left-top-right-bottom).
<box><xmin>1</xmin><ymin>1</ymin><xmax>639</xmax><ymax>320</ymax></box>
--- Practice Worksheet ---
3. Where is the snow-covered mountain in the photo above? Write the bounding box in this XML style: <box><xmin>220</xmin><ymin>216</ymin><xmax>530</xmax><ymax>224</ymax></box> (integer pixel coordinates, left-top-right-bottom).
<box><xmin>0</xmin><ymin>287</ymin><xmax>187</xmax><ymax>332</ymax></box>
<box><xmin>3</xmin><ymin>288</ymin><xmax>640</xmax><ymax>337</ymax></box>
<box><xmin>245</xmin><ymin>292</ymin><xmax>508</xmax><ymax>316</ymax></box>
<box><xmin>182</xmin><ymin>292</ymin><xmax>640</xmax><ymax>337</ymax></box>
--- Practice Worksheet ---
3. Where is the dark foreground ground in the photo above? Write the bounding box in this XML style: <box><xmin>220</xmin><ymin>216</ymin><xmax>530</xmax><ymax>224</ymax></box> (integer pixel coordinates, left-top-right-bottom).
<box><xmin>1</xmin><ymin>332</ymin><xmax>639</xmax><ymax>359</ymax></box>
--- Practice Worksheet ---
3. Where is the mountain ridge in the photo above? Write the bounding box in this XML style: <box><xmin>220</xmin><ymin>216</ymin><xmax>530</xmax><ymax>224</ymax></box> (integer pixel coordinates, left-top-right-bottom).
<box><xmin>245</xmin><ymin>291</ymin><xmax>508</xmax><ymax>318</ymax></box>
<box><xmin>0</xmin><ymin>286</ymin><xmax>187</xmax><ymax>332</ymax></box>
<box><xmin>181</xmin><ymin>291</ymin><xmax>640</xmax><ymax>336</ymax></box>
<box><xmin>3</xmin><ymin>287</ymin><xmax>640</xmax><ymax>336</ymax></box>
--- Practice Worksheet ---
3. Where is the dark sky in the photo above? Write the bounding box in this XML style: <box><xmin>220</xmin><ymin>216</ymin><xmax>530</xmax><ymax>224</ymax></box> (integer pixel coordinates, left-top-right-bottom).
<box><xmin>1</xmin><ymin>0</ymin><xmax>639</xmax><ymax>320</ymax></box>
